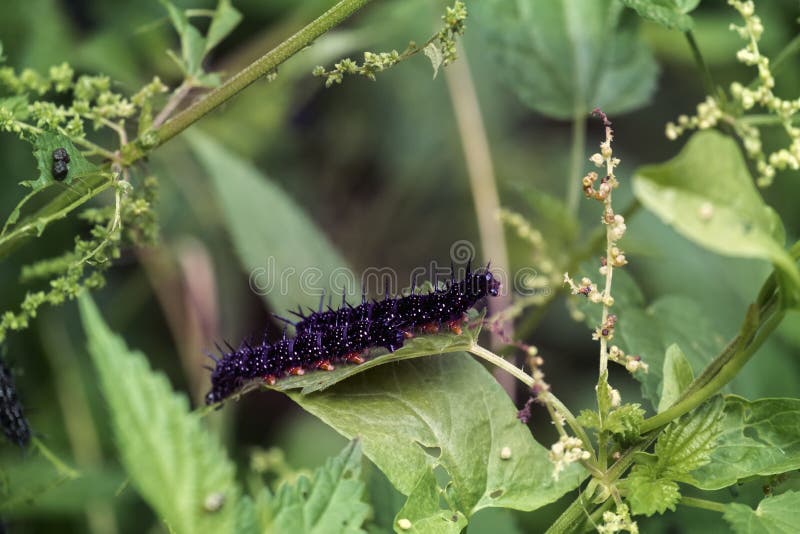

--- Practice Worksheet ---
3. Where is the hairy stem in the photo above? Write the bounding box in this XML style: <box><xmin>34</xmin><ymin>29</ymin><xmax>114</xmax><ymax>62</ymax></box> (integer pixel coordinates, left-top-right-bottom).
<box><xmin>679</xmin><ymin>496</ymin><xmax>727</xmax><ymax>514</ymax></box>
<box><xmin>123</xmin><ymin>0</ymin><xmax>375</xmax><ymax>164</ymax></box>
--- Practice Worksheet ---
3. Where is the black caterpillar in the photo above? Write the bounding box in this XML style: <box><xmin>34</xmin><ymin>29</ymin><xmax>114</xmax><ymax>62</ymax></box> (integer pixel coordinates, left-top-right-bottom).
<box><xmin>205</xmin><ymin>263</ymin><xmax>500</xmax><ymax>404</ymax></box>
<box><xmin>0</xmin><ymin>358</ymin><xmax>31</xmax><ymax>448</ymax></box>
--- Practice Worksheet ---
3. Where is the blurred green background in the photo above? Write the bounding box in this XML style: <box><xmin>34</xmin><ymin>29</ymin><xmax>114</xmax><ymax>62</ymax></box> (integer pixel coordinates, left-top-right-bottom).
<box><xmin>1</xmin><ymin>0</ymin><xmax>800</xmax><ymax>532</ymax></box>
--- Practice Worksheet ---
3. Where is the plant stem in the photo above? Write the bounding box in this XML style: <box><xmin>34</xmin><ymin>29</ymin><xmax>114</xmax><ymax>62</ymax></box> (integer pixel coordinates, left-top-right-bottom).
<box><xmin>444</xmin><ymin>44</ymin><xmax>514</xmax><ymax>397</ymax></box>
<box><xmin>685</xmin><ymin>30</ymin><xmax>716</xmax><ymax>97</ymax></box>
<box><xmin>679</xmin><ymin>496</ymin><xmax>727</xmax><ymax>514</ymax></box>
<box><xmin>567</xmin><ymin>111</ymin><xmax>586</xmax><ymax>217</ymax></box>
<box><xmin>123</xmin><ymin>0</ymin><xmax>375</xmax><ymax>164</ymax></box>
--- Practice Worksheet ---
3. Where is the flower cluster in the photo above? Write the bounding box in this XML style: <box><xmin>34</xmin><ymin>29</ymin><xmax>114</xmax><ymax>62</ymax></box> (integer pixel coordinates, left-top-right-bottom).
<box><xmin>549</xmin><ymin>435</ymin><xmax>591</xmax><ymax>481</ymax></box>
<box><xmin>597</xmin><ymin>504</ymin><xmax>639</xmax><ymax>534</ymax></box>
<box><xmin>313</xmin><ymin>1</ymin><xmax>467</xmax><ymax>86</ymax></box>
<box><xmin>665</xmin><ymin>0</ymin><xmax>800</xmax><ymax>186</ymax></box>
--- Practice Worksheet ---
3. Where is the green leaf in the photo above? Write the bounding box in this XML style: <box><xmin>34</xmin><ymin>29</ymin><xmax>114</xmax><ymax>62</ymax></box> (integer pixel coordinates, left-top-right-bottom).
<box><xmin>657</xmin><ymin>344</ymin><xmax>694</xmax><ymax>413</ymax></box>
<box><xmin>423</xmin><ymin>42</ymin><xmax>444</xmax><ymax>79</ymax></box>
<box><xmin>394</xmin><ymin>468</ymin><xmax>467</xmax><ymax>534</ymax></box>
<box><xmin>473</xmin><ymin>0</ymin><xmax>657</xmax><ymax>119</ymax></box>
<box><xmin>288</xmin><ymin>354</ymin><xmax>584</xmax><ymax>528</ymax></box>
<box><xmin>161</xmin><ymin>0</ymin><xmax>207</xmax><ymax>77</ymax></box>
<box><xmin>626</xmin><ymin>398</ymin><xmax>723</xmax><ymax>516</ymax></box>
<box><xmin>626</xmin><ymin>466</ymin><xmax>680</xmax><ymax>516</ymax></box>
<box><xmin>723</xmin><ymin>490</ymin><xmax>800</xmax><ymax>534</ymax></box>
<box><xmin>79</xmin><ymin>294</ymin><xmax>240</xmax><ymax>534</ymax></box>
<box><xmin>258</xmin><ymin>440</ymin><xmax>370</xmax><ymax>534</ymax></box>
<box><xmin>205</xmin><ymin>0</ymin><xmax>242</xmax><ymax>53</ymax></box>
<box><xmin>633</xmin><ymin>130</ymin><xmax>800</xmax><ymax>303</ymax></box>
<box><xmin>654</xmin><ymin>396</ymin><xmax>724</xmax><ymax>480</ymax></box>
<box><xmin>185</xmin><ymin>130</ymin><xmax>349</xmax><ymax>315</ymax></box>
<box><xmin>605</xmin><ymin>404</ymin><xmax>646</xmax><ymax>443</ymax></box>
<box><xmin>618</xmin><ymin>296</ymin><xmax>724</xmax><ymax>410</ymax></box>
<box><xmin>23</xmin><ymin>131</ymin><xmax>101</xmax><ymax>190</ymax></box>
<box><xmin>690</xmin><ymin>396</ymin><xmax>800</xmax><ymax>490</ymax></box>
<box><xmin>620</xmin><ymin>0</ymin><xmax>700</xmax><ymax>31</ymax></box>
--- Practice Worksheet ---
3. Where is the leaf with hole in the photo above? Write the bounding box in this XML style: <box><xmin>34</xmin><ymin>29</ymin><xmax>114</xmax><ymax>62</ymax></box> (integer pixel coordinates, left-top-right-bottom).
<box><xmin>288</xmin><ymin>354</ymin><xmax>584</xmax><ymax>530</ymax></box>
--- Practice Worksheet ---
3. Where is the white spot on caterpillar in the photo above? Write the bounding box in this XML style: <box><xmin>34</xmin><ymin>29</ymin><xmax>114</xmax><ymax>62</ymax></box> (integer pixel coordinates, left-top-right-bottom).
<box><xmin>500</xmin><ymin>446</ymin><xmax>512</xmax><ymax>460</ymax></box>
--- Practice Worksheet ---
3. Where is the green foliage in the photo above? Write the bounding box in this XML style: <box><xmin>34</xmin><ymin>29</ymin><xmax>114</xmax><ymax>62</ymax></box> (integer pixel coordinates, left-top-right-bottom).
<box><xmin>185</xmin><ymin>130</ymin><xmax>349</xmax><ymax>314</ymax></box>
<box><xmin>690</xmin><ymin>396</ymin><xmax>800</xmax><ymax>490</ymax></box>
<box><xmin>161</xmin><ymin>0</ymin><xmax>242</xmax><ymax>87</ymax></box>
<box><xmin>257</xmin><ymin>440</ymin><xmax>370</xmax><ymax>533</ymax></box>
<box><xmin>633</xmin><ymin>130</ymin><xmax>800</xmax><ymax>305</ymax></box>
<box><xmin>79</xmin><ymin>294</ymin><xmax>241</xmax><ymax>533</ymax></box>
<box><xmin>289</xmin><ymin>354</ymin><xmax>585</xmax><ymax>530</ymax></box>
<box><xmin>473</xmin><ymin>0</ymin><xmax>658</xmax><ymax>119</ymax></box>
<box><xmin>626</xmin><ymin>397</ymin><xmax>724</xmax><ymax>516</ymax></box>
<box><xmin>619</xmin><ymin>0</ymin><xmax>700</xmax><ymax>31</ymax></box>
<box><xmin>722</xmin><ymin>490</ymin><xmax>800</xmax><ymax>534</ymax></box>
<box><xmin>657</xmin><ymin>344</ymin><xmax>694</xmax><ymax>413</ymax></box>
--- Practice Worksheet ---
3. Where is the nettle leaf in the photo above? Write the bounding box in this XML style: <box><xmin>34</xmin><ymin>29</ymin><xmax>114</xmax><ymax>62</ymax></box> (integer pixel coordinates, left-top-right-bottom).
<box><xmin>268</xmin><ymin>322</ymin><xmax>480</xmax><ymax>395</ymax></box>
<box><xmin>258</xmin><ymin>440</ymin><xmax>370</xmax><ymax>533</ymax></box>
<box><xmin>161</xmin><ymin>0</ymin><xmax>207</xmax><ymax>77</ymax></box>
<box><xmin>633</xmin><ymin>130</ymin><xmax>800</xmax><ymax>303</ymax></box>
<box><xmin>288</xmin><ymin>354</ymin><xmax>584</xmax><ymax>530</ymax></box>
<box><xmin>79</xmin><ymin>295</ymin><xmax>240</xmax><ymax>534</ymax></box>
<box><xmin>473</xmin><ymin>0</ymin><xmax>657</xmax><ymax>119</ymax></box>
<box><xmin>23</xmin><ymin>131</ymin><xmax>101</xmax><ymax>190</ymax></box>
<box><xmin>657</xmin><ymin>344</ymin><xmax>694</xmax><ymax>413</ymax></box>
<box><xmin>655</xmin><ymin>396</ymin><xmax>724</xmax><ymax>480</ymax></box>
<box><xmin>690</xmin><ymin>396</ymin><xmax>800</xmax><ymax>490</ymax></box>
<box><xmin>620</xmin><ymin>0</ymin><xmax>700</xmax><ymax>31</ymax></box>
<box><xmin>205</xmin><ymin>0</ymin><xmax>242</xmax><ymax>53</ymax></box>
<box><xmin>185</xmin><ymin>131</ymin><xmax>349</xmax><ymax>315</ymax></box>
<box><xmin>626</xmin><ymin>465</ymin><xmax>680</xmax><ymax>516</ymax></box>
<box><xmin>626</xmin><ymin>397</ymin><xmax>723</xmax><ymax>516</ymax></box>
<box><xmin>605</xmin><ymin>404</ymin><xmax>646</xmax><ymax>443</ymax></box>
<box><xmin>723</xmin><ymin>490</ymin><xmax>800</xmax><ymax>534</ymax></box>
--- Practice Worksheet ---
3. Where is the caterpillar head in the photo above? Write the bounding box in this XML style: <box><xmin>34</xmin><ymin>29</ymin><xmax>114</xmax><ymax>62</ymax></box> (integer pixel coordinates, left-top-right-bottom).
<box><xmin>473</xmin><ymin>269</ymin><xmax>500</xmax><ymax>298</ymax></box>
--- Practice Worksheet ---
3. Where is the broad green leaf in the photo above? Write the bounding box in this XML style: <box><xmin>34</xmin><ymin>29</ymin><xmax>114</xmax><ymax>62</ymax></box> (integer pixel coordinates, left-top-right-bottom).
<box><xmin>620</xmin><ymin>0</ymin><xmax>700</xmax><ymax>31</ymax></box>
<box><xmin>205</xmin><ymin>0</ymin><xmax>242</xmax><ymax>53</ymax></box>
<box><xmin>289</xmin><ymin>354</ymin><xmax>584</xmax><ymax>528</ymax></box>
<box><xmin>185</xmin><ymin>131</ymin><xmax>349</xmax><ymax>314</ymax></box>
<box><xmin>258</xmin><ymin>440</ymin><xmax>370</xmax><ymax>534</ymax></box>
<box><xmin>79</xmin><ymin>295</ymin><xmax>240</xmax><ymax>534</ymax></box>
<box><xmin>690</xmin><ymin>396</ymin><xmax>800</xmax><ymax>490</ymax></box>
<box><xmin>633</xmin><ymin>130</ymin><xmax>800</xmax><ymax>302</ymax></box>
<box><xmin>723</xmin><ymin>490</ymin><xmax>800</xmax><ymax>534</ymax></box>
<box><xmin>267</xmin><ymin>322</ymin><xmax>479</xmax><ymax>395</ymax></box>
<box><xmin>161</xmin><ymin>0</ymin><xmax>207</xmax><ymax>77</ymax></box>
<box><xmin>618</xmin><ymin>296</ymin><xmax>724</xmax><ymax>410</ymax></box>
<box><xmin>657</xmin><ymin>344</ymin><xmax>694</xmax><ymax>413</ymax></box>
<box><xmin>473</xmin><ymin>0</ymin><xmax>657</xmax><ymax>119</ymax></box>
<box><xmin>22</xmin><ymin>131</ymin><xmax>101</xmax><ymax>190</ymax></box>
